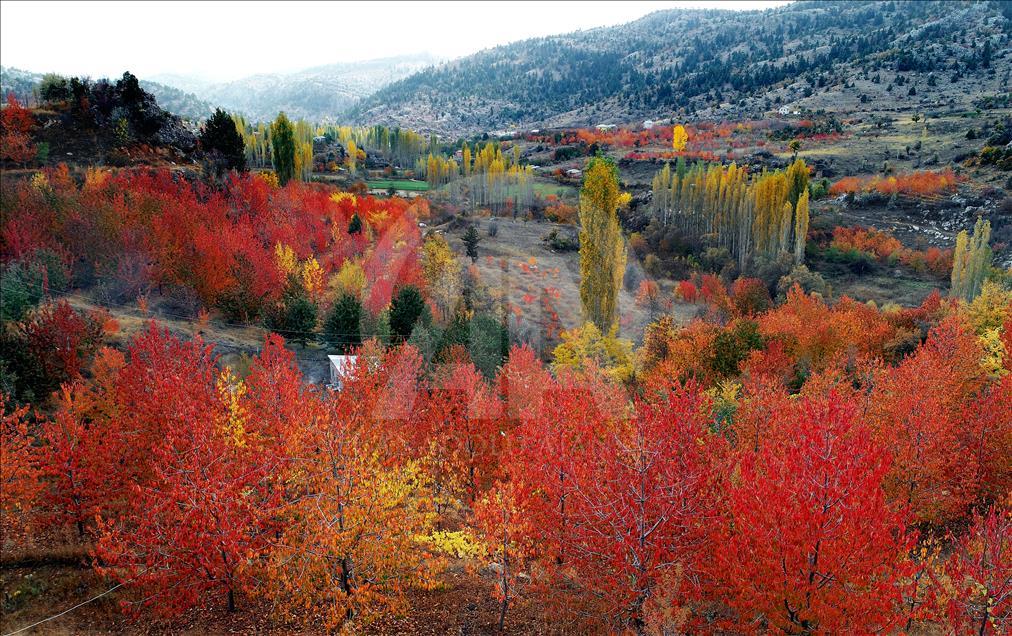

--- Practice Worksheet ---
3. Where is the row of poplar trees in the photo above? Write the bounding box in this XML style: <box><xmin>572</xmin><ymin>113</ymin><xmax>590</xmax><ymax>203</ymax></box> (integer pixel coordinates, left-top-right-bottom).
<box><xmin>950</xmin><ymin>217</ymin><xmax>993</xmax><ymax>301</ymax></box>
<box><xmin>428</xmin><ymin>141</ymin><xmax>535</xmax><ymax>216</ymax></box>
<box><xmin>232</xmin><ymin>113</ymin><xmax>313</xmax><ymax>185</ymax></box>
<box><xmin>651</xmin><ymin>157</ymin><xmax>811</xmax><ymax>270</ymax></box>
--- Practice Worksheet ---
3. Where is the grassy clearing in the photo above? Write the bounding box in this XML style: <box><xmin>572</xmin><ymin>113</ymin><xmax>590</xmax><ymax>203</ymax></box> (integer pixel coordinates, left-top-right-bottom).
<box><xmin>530</xmin><ymin>181</ymin><xmax>577</xmax><ymax>198</ymax></box>
<box><xmin>366</xmin><ymin>179</ymin><xmax>430</xmax><ymax>191</ymax></box>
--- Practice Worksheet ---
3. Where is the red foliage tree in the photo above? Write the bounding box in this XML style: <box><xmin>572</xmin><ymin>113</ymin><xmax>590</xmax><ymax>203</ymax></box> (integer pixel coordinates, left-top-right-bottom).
<box><xmin>20</xmin><ymin>301</ymin><xmax>104</xmax><ymax>398</ymax></box>
<box><xmin>496</xmin><ymin>344</ymin><xmax>551</xmax><ymax>427</ymax></box>
<box><xmin>1</xmin><ymin>94</ymin><xmax>35</xmax><ymax>163</ymax></box>
<box><xmin>677</xmin><ymin>279</ymin><xmax>698</xmax><ymax>303</ymax></box>
<box><xmin>96</xmin><ymin>326</ymin><xmax>278</xmax><ymax>615</ymax></box>
<box><xmin>503</xmin><ymin>368</ymin><xmax>623</xmax><ymax>569</ymax></box>
<box><xmin>731</xmin><ymin>277</ymin><xmax>772</xmax><ymax>317</ymax></box>
<box><xmin>933</xmin><ymin>504</ymin><xmax>1011</xmax><ymax>634</ymax></box>
<box><xmin>966</xmin><ymin>373</ymin><xmax>1012</xmax><ymax>506</ymax></box>
<box><xmin>424</xmin><ymin>356</ymin><xmax>502</xmax><ymax>505</ymax></box>
<box><xmin>716</xmin><ymin>392</ymin><xmax>914</xmax><ymax>633</ymax></box>
<box><xmin>474</xmin><ymin>480</ymin><xmax>535</xmax><ymax>631</ymax></box>
<box><xmin>564</xmin><ymin>384</ymin><xmax>718</xmax><ymax>630</ymax></box>
<box><xmin>36</xmin><ymin>388</ymin><xmax>109</xmax><ymax>538</ymax></box>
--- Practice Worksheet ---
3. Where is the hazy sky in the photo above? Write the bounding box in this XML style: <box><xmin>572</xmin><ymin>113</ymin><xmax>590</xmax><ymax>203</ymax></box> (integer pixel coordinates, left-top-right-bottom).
<box><xmin>1</xmin><ymin>1</ymin><xmax>790</xmax><ymax>82</ymax></box>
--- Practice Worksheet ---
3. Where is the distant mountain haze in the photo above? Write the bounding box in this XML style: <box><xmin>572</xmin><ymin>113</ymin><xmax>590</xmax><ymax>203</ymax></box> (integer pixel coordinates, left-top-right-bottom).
<box><xmin>151</xmin><ymin>54</ymin><xmax>439</xmax><ymax>122</ymax></box>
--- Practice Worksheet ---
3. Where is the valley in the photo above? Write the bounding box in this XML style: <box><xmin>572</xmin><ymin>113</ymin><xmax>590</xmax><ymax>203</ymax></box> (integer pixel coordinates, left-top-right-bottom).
<box><xmin>1</xmin><ymin>1</ymin><xmax>1011</xmax><ymax>634</ymax></box>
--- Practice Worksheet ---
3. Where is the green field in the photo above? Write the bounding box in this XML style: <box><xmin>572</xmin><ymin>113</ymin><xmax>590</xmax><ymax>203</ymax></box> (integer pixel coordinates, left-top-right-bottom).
<box><xmin>531</xmin><ymin>181</ymin><xmax>577</xmax><ymax>198</ymax></box>
<box><xmin>366</xmin><ymin>179</ymin><xmax>430</xmax><ymax>192</ymax></box>
<box><xmin>434</xmin><ymin>178</ymin><xmax>577</xmax><ymax>200</ymax></box>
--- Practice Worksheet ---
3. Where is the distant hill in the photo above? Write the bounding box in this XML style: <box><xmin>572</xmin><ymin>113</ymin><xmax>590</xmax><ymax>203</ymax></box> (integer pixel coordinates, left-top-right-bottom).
<box><xmin>152</xmin><ymin>54</ymin><xmax>438</xmax><ymax>123</ymax></box>
<box><xmin>0</xmin><ymin>66</ymin><xmax>39</xmax><ymax>104</ymax></box>
<box><xmin>346</xmin><ymin>0</ymin><xmax>1012</xmax><ymax>135</ymax></box>
<box><xmin>1</xmin><ymin>66</ymin><xmax>216</xmax><ymax>121</ymax></box>
<box><xmin>138</xmin><ymin>81</ymin><xmax>216</xmax><ymax>121</ymax></box>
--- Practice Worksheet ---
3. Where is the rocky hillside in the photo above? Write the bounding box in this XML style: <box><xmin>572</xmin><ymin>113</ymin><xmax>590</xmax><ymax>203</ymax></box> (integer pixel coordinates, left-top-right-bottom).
<box><xmin>347</xmin><ymin>0</ymin><xmax>1012</xmax><ymax>135</ymax></box>
<box><xmin>11</xmin><ymin>72</ymin><xmax>199</xmax><ymax>168</ymax></box>
<box><xmin>152</xmin><ymin>54</ymin><xmax>437</xmax><ymax>123</ymax></box>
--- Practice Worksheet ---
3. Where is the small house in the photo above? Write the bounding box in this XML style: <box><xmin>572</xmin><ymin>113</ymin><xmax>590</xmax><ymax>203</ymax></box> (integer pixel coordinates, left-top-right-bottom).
<box><xmin>327</xmin><ymin>355</ymin><xmax>358</xmax><ymax>390</ymax></box>
<box><xmin>643</xmin><ymin>120</ymin><xmax>656</xmax><ymax>129</ymax></box>
<box><xmin>565</xmin><ymin>168</ymin><xmax>582</xmax><ymax>178</ymax></box>
<box><xmin>595</xmin><ymin>124</ymin><xmax>617</xmax><ymax>131</ymax></box>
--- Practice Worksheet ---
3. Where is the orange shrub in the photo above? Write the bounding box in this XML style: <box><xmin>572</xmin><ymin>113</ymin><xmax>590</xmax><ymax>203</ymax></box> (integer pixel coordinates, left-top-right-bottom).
<box><xmin>828</xmin><ymin>176</ymin><xmax>862</xmax><ymax>196</ymax></box>
<box><xmin>831</xmin><ymin>226</ymin><xmax>902</xmax><ymax>260</ymax></box>
<box><xmin>677</xmin><ymin>280</ymin><xmax>699</xmax><ymax>303</ymax></box>
<box><xmin>829</xmin><ymin>225</ymin><xmax>953</xmax><ymax>277</ymax></box>
<box><xmin>829</xmin><ymin>169</ymin><xmax>957</xmax><ymax>197</ymax></box>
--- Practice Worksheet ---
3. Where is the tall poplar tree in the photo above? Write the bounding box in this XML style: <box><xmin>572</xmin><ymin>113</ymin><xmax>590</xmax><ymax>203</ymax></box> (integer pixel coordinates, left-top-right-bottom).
<box><xmin>950</xmin><ymin>218</ymin><xmax>992</xmax><ymax>301</ymax></box>
<box><xmin>579</xmin><ymin>156</ymin><xmax>627</xmax><ymax>332</ymax></box>
<box><xmin>270</xmin><ymin>112</ymin><xmax>296</xmax><ymax>186</ymax></box>
<box><xmin>793</xmin><ymin>189</ymin><xmax>810</xmax><ymax>265</ymax></box>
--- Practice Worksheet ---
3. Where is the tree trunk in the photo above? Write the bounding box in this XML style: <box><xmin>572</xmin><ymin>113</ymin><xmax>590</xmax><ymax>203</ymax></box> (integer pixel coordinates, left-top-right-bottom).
<box><xmin>498</xmin><ymin>594</ymin><xmax>508</xmax><ymax>632</ymax></box>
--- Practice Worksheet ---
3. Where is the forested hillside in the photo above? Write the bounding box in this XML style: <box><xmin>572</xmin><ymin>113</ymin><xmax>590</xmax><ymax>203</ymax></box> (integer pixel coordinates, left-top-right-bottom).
<box><xmin>349</xmin><ymin>1</ymin><xmax>1012</xmax><ymax>134</ymax></box>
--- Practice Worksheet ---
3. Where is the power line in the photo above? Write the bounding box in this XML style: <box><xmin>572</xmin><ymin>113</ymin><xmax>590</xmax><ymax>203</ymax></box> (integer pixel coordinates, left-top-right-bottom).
<box><xmin>2</xmin><ymin>579</ymin><xmax>126</xmax><ymax>636</ymax></box>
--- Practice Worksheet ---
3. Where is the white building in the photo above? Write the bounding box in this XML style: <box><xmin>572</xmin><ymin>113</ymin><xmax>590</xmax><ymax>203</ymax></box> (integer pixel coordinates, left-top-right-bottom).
<box><xmin>327</xmin><ymin>355</ymin><xmax>358</xmax><ymax>390</ymax></box>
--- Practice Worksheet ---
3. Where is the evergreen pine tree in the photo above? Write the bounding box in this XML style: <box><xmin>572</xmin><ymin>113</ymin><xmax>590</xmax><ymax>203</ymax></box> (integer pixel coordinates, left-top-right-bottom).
<box><xmin>348</xmin><ymin>213</ymin><xmax>362</xmax><ymax>235</ymax></box>
<box><xmin>463</xmin><ymin>224</ymin><xmax>481</xmax><ymax>263</ymax></box>
<box><xmin>389</xmin><ymin>285</ymin><xmax>426</xmax><ymax>342</ymax></box>
<box><xmin>200</xmin><ymin>108</ymin><xmax>247</xmax><ymax>174</ymax></box>
<box><xmin>323</xmin><ymin>293</ymin><xmax>362</xmax><ymax>353</ymax></box>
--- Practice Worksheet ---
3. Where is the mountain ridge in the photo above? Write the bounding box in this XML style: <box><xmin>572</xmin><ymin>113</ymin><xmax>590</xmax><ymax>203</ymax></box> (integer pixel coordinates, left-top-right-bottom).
<box><xmin>345</xmin><ymin>1</ymin><xmax>1012</xmax><ymax>135</ymax></box>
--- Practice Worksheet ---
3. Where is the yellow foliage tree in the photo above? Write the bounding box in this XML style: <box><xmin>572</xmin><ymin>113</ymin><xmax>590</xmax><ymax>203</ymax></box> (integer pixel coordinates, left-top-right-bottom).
<box><xmin>579</xmin><ymin>156</ymin><xmax>627</xmax><ymax>332</ymax></box>
<box><xmin>332</xmin><ymin>259</ymin><xmax>366</xmax><ymax>300</ymax></box>
<box><xmin>552</xmin><ymin>321</ymin><xmax>634</xmax><ymax>383</ymax></box>
<box><xmin>301</xmin><ymin>257</ymin><xmax>325</xmax><ymax>301</ymax></box>
<box><xmin>650</xmin><ymin>158</ymin><xmax>811</xmax><ymax>271</ymax></box>
<box><xmin>672</xmin><ymin>125</ymin><xmax>688</xmax><ymax>152</ymax></box>
<box><xmin>215</xmin><ymin>368</ymin><xmax>248</xmax><ymax>447</ymax></box>
<box><xmin>274</xmin><ymin>242</ymin><xmax>298</xmax><ymax>276</ymax></box>
<box><xmin>793</xmin><ymin>189</ymin><xmax>810</xmax><ymax>265</ymax></box>
<box><xmin>346</xmin><ymin>140</ymin><xmax>358</xmax><ymax>172</ymax></box>
<box><xmin>422</xmin><ymin>233</ymin><xmax>461</xmax><ymax>320</ymax></box>
<box><xmin>263</xmin><ymin>399</ymin><xmax>437</xmax><ymax>629</ymax></box>
<box><xmin>951</xmin><ymin>218</ymin><xmax>993</xmax><ymax>301</ymax></box>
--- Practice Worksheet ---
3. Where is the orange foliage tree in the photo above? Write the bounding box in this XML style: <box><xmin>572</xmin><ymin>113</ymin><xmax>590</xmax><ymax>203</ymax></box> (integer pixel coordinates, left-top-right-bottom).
<box><xmin>867</xmin><ymin>317</ymin><xmax>987</xmax><ymax>525</ymax></box>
